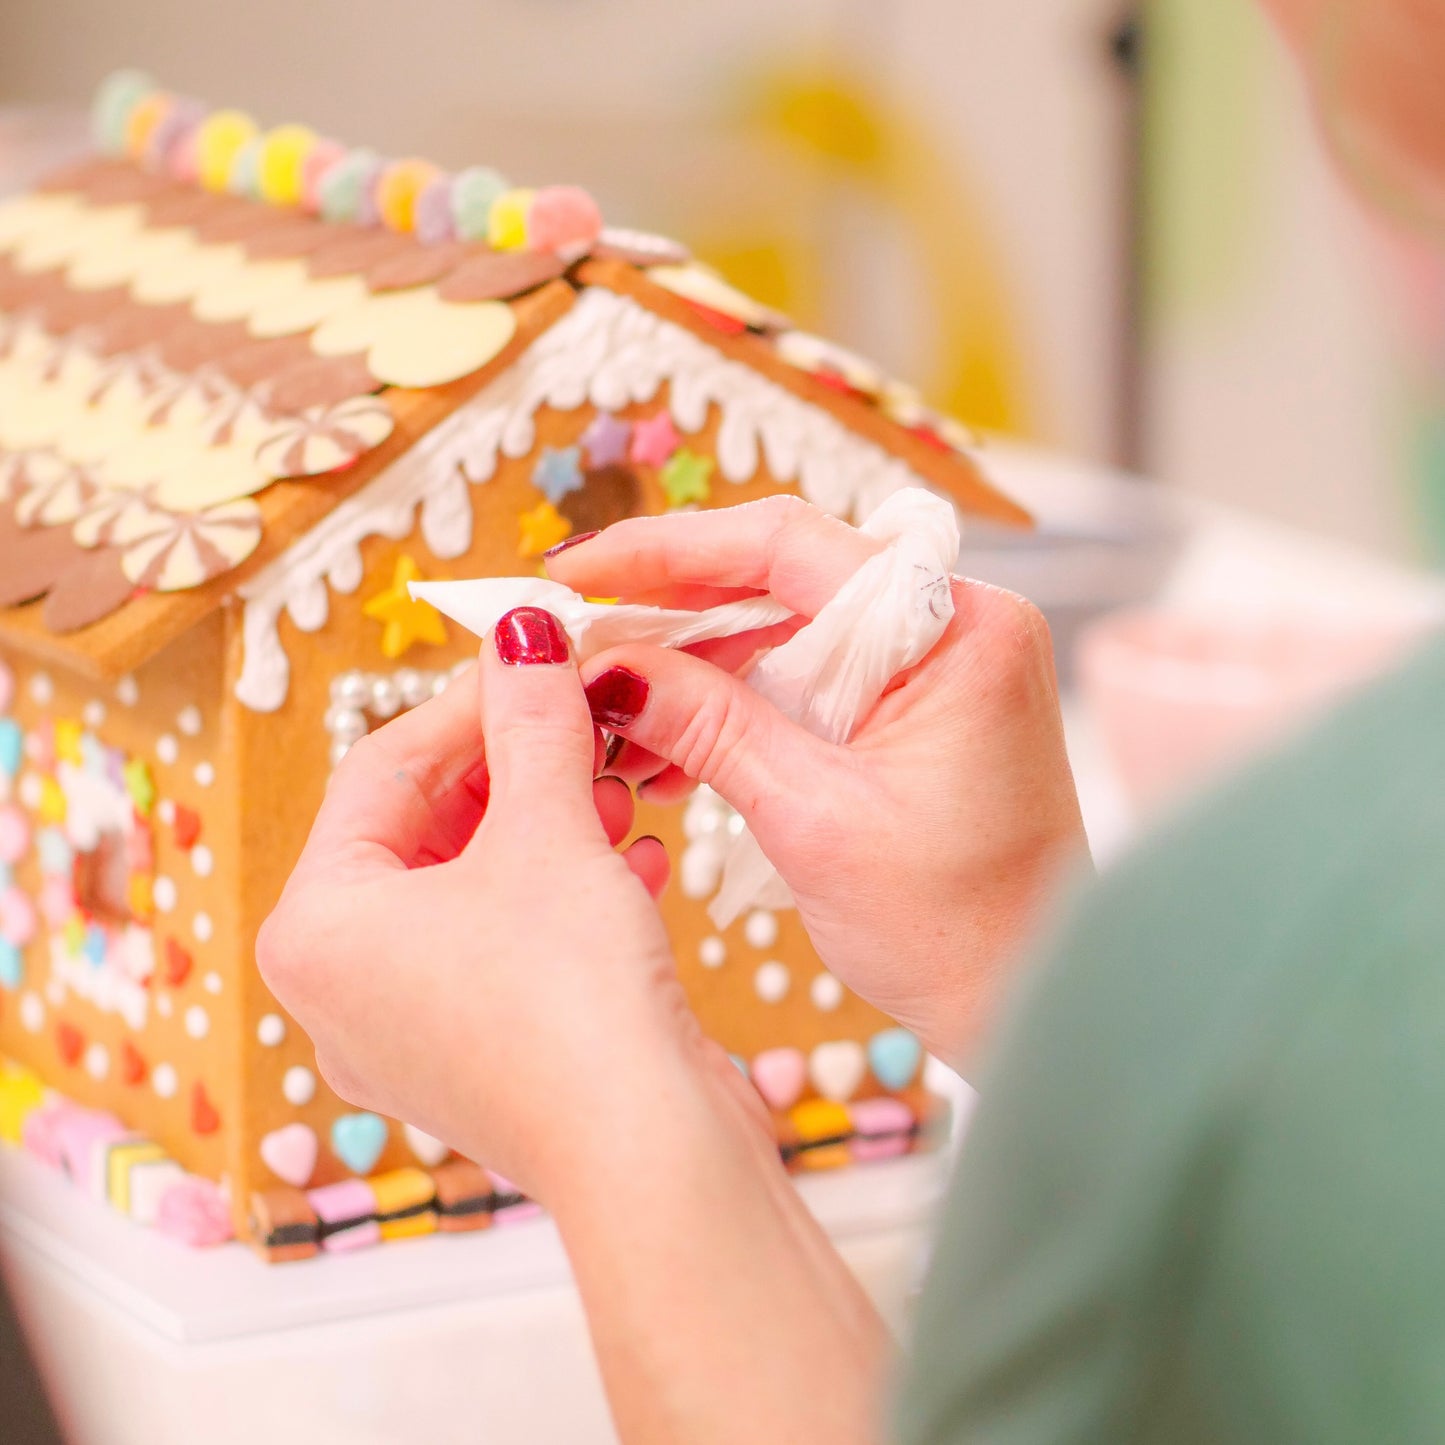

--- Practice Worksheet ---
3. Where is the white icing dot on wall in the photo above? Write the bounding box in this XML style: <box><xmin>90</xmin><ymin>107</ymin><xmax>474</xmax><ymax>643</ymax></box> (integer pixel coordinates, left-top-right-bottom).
<box><xmin>699</xmin><ymin>936</ymin><xmax>727</xmax><ymax>969</ymax></box>
<box><xmin>82</xmin><ymin>701</ymin><xmax>106</xmax><ymax>729</ymax></box>
<box><xmin>191</xmin><ymin>846</ymin><xmax>214</xmax><ymax>878</ymax></box>
<box><xmin>156</xmin><ymin>735</ymin><xmax>179</xmax><ymax>766</ymax></box>
<box><xmin>194</xmin><ymin>913</ymin><xmax>214</xmax><ymax>943</ymax></box>
<box><xmin>744</xmin><ymin>911</ymin><xmax>779</xmax><ymax>950</ymax></box>
<box><xmin>283</xmin><ymin>1066</ymin><xmax>316</xmax><ymax>1106</ymax></box>
<box><xmin>257</xmin><ymin>1014</ymin><xmax>285</xmax><ymax>1047</ymax></box>
<box><xmin>19</xmin><ymin>992</ymin><xmax>44</xmax><ymax>1033</ymax></box>
<box><xmin>184</xmin><ymin>1005</ymin><xmax>210</xmax><ymax>1040</ymax></box>
<box><xmin>203</xmin><ymin>972</ymin><xmax>222</xmax><ymax>995</ymax></box>
<box><xmin>153</xmin><ymin>877</ymin><xmax>178</xmax><ymax>913</ymax></box>
<box><xmin>84</xmin><ymin>1042</ymin><xmax>109</xmax><ymax>1080</ymax></box>
<box><xmin>29</xmin><ymin>674</ymin><xmax>53</xmax><ymax>706</ymax></box>
<box><xmin>156</xmin><ymin>994</ymin><xmax>173</xmax><ymax>1018</ymax></box>
<box><xmin>754</xmin><ymin>962</ymin><xmax>791</xmax><ymax>1004</ymax></box>
<box><xmin>177</xmin><ymin>706</ymin><xmax>203</xmax><ymax>737</ymax></box>
<box><xmin>157</xmin><ymin>800</ymin><xmax>176</xmax><ymax>826</ymax></box>
<box><xmin>152</xmin><ymin>1063</ymin><xmax>178</xmax><ymax>1099</ymax></box>
<box><xmin>116</xmin><ymin>676</ymin><xmax>139</xmax><ymax>707</ymax></box>
<box><xmin>810</xmin><ymin>973</ymin><xmax>844</xmax><ymax>1012</ymax></box>
<box><xmin>194</xmin><ymin>762</ymin><xmax>215</xmax><ymax>788</ymax></box>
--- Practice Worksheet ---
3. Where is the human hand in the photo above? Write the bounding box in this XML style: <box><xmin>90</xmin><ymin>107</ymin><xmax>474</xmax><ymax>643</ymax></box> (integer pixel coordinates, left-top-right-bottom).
<box><xmin>256</xmin><ymin>607</ymin><xmax>755</xmax><ymax>1199</ymax></box>
<box><xmin>550</xmin><ymin>496</ymin><xmax>1090</xmax><ymax>1070</ymax></box>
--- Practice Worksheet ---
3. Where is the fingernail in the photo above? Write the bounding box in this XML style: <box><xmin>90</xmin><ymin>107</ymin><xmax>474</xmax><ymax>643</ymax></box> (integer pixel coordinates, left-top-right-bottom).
<box><xmin>603</xmin><ymin>731</ymin><xmax>627</xmax><ymax>771</ymax></box>
<box><xmin>495</xmin><ymin>607</ymin><xmax>570</xmax><ymax>666</ymax></box>
<box><xmin>544</xmin><ymin>530</ymin><xmax>599</xmax><ymax>559</ymax></box>
<box><xmin>585</xmin><ymin>666</ymin><xmax>650</xmax><ymax>729</ymax></box>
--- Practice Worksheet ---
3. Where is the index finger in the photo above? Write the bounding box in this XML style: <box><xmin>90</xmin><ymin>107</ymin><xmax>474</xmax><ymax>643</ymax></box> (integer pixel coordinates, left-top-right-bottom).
<box><xmin>546</xmin><ymin>494</ymin><xmax>882</xmax><ymax>619</ymax></box>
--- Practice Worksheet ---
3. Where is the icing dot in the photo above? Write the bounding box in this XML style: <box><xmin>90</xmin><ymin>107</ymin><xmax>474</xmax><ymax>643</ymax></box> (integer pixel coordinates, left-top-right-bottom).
<box><xmin>283</xmin><ymin>1066</ymin><xmax>316</xmax><ymax>1106</ymax></box>
<box><xmin>193</xmin><ymin>912</ymin><xmax>213</xmax><ymax>943</ymax></box>
<box><xmin>82</xmin><ymin>701</ymin><xmax>107</xmax><ymax>729</ymax></box>
<box><xmin>811</xmin><ymin>973</ymin><xmax>844</xmax><ymax>1012</ymax></box>
<box><xmin>177</xmin><ymin>706</ymin><xmax>203</xmax><ymax>737</ymax></box>
<box><xmin>84</xmin><ymin>1042</ymin><xmax>109</xmax><ymax>1080</ymax></box>
<box><xmin>194</xmin><ymin>762</ymin><xmax>215</xmax><ymax>788</ymax></box>
<box><xmin>153</xmin><ymin>1063</ymin><xmax>178</xmax><ymax>1099</ymax></box>
<box><xmin>191</xmin><ymin>845</ymin><xmax>214</xmax><ymax>878</ymax></box>
<box><xmin>257</xmin><ymin>1013</ymin><xmax>285</xmax><ymax>1047</ymax></box>
<box><xmin>157</xmin><ymin>800</ymin><xmax>176</xmax><ymax>826</ymax></box>
<box><xmin>203</xmin><ymin>971</ymin><xmax>222</xmax><ymax>995</ymax></box>
<box><xmin>29</xmin><ymin>674</ymin><xmax>54</xmax><ymax>706</ymax></box>
<box><xmin>156</xmin><ymin>735</ymin><xmax>179</xmax><ymax>765</ymax></box>
<box><xmin>744</xmin><ymin>911</ymin><xmax>779</xmax><ymax>950</ymax></box>
<box><xmin>116</xmin><ymin>676</ymin><xmax>139</xmax><ymax>706</ymax></box>
<box><xmin>184</xmin><ymin>1005</ymin><xmax>210</xmax><ymax>1039</ymax></box>
<box><xmin>19</xmin><ymin>991</ymin><xmax>44</xmax><ymax>1033</ymax></box>
<box><xmin>754</xmin><ymin>962</ymin><xmax>790</xmax><ymax>1004</ymax></box>
<box><xmin>153</xmin><ymin>876</ymin><xmax>178</xmax><ymax>913</ymax></box>
<box><xmin>699</xmin><ymin>936</ymin><xmax>726</xmax><ymax>969</ymax></box>
<box><xmin>156</xmin><ymin>994</ymin><xmax>173</xmax><ymax>1018</ymax></box>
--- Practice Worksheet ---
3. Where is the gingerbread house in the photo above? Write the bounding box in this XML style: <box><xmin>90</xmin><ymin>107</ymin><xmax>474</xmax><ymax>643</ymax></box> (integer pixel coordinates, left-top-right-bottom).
<box><xmin>0</xmin><ymin>74</ymin><xmax>1028</xmax><ymax>1260</ymax></box>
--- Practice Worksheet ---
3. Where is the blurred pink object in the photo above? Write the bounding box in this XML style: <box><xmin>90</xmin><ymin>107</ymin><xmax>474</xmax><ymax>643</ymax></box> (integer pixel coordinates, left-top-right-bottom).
<box><xmin>1079</xmin><ymin>610</ymin><xmax>1428</xmax><ymax>810</ymax></box>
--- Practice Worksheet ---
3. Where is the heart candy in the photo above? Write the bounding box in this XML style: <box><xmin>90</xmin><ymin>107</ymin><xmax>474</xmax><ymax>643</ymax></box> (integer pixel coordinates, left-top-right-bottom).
<box><xmin>868</xmin><ymin>1028</ymin><xmax>923</xmax><ymax>1091</ymax></box>
<box><xmin>331</xmin><ymin>1111</ymin><xmax>387</xmax><ymax>1174</ymax></box>
<box><xmin>260</xmin><ymin>1122</ymin><xmax>319</xmax><ymax>1187</ymax></box>
<box><xmin>750</xmin><ymin>1048</ymin><xmax>807</xmax><ymax>1111</ymax></box>
<box><xmin>809</xmin><ymin>1041</ymin><xmax>866</xmax><ymax>1104</ymax></box>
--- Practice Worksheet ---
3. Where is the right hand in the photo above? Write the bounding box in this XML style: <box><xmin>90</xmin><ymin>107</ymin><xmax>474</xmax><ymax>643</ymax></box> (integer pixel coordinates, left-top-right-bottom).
<box><xmin>549</xmin><ymin>495</ymin><xmax>1091</xmax><ymax>1071</ymax></box>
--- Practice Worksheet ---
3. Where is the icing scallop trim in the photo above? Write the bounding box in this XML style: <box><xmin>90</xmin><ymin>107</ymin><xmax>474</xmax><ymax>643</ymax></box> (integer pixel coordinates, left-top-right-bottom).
<box><xmin>235</xmin><ymin>286</ymin><xmax>931</xmax><ymax>711</ymax></box>
<box><xmin>89</xmin><ymin>71</ymin><xmax>603</xmax><ymax>253</ymax></box>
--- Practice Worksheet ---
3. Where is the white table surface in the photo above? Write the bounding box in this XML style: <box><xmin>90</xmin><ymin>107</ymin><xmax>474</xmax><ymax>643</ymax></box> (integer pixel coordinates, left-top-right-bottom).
<box><xmin>4</xmin><ymin>444</ymin><xmax>1442</xmax><ymax>1445</ymax></box>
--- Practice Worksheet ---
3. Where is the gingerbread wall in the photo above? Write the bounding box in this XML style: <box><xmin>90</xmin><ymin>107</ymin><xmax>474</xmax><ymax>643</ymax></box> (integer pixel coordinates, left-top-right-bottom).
<box><xmin>0</xmin><ymin>611</ymin><xmax>244</xmax><ymax>1186</ymax></box>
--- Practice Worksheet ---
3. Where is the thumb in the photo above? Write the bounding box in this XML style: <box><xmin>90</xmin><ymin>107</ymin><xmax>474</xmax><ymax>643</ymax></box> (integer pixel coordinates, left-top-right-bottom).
<box><xmin>581</xmin><ymin>643</ymin><xmax>831</xmax><ymax>823</ymax></box>
<box><xmin>473</xmin><ymin>606</ymin><xmax>605</xmax><ymax>840</ymax></box>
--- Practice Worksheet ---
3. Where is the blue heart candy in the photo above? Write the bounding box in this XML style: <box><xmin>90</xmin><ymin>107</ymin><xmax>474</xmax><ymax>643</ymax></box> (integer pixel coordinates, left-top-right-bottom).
<box><xmin>868</xmin><ymin>1028</ymin><xmax>922</xmax><ymax>1091</ymax></box>
<box><xmin>331</xmin><ymin>1112</ymin><xmax>388</xmax><ymax>1174</ymax></box>
<box><xmin>0</xmin><ymin>940</ymin><xmax>23</xmax><ymax>992</ymax></box>
<box><xmin>0</xmin><ymin>720</ymin><xmax>21</xmax><ymax>780</ymax></box>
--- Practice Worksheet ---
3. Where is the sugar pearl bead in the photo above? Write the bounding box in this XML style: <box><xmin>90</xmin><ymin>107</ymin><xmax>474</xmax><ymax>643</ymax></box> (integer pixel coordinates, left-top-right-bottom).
<box><xmin>370</xmin><ymin>676</ymin><xmax>402</xmax><ymax>720</ymax></box>
<box><xmin>331</xmin><ymin>672</ymin><xmax>371</xmax><ymax>709</ymax></box>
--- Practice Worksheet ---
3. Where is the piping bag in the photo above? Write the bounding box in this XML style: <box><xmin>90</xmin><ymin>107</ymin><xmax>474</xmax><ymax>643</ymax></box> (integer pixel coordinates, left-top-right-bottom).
<box><xmin>411</xmin><ymin>487</ymin><xmax>960</xmax><ymax>928</ymax></box>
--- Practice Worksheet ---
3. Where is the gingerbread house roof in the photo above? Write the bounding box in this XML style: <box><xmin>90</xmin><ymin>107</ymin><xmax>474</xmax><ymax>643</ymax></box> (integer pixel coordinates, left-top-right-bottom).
<box><xmin>0</xmin><ymin>74</ymin><xmax>1028</xmax><ymax>682</ymax></box>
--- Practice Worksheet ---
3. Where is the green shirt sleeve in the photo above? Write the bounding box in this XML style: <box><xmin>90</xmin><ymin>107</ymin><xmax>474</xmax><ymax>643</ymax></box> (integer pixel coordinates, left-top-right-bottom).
<box><xmin>895</xmin><ymin>641</ymin><xmax>1445</xmax><ymax>1445</ymax></box>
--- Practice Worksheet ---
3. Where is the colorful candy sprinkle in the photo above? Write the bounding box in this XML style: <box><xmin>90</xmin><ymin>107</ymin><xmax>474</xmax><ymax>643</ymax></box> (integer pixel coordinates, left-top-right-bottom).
<box><xmin>196</xmin><ymin>109</ymin><xmax>261</xmax><ymax>193</ymax></box>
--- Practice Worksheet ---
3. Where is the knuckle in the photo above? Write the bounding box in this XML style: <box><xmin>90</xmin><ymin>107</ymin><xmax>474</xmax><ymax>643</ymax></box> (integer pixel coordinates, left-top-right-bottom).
<box><xmin>674</xmin><ymin>682</ymin><xmax>752</xmax><ymax>795</ymax></box>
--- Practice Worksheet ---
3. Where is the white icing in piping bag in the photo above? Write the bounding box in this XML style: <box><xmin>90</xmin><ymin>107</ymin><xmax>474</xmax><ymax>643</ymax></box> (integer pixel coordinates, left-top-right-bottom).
<box><xmin>412</xmin><ymin>486</ymin><xmax>960</xmax><ymax>928</ymax></box>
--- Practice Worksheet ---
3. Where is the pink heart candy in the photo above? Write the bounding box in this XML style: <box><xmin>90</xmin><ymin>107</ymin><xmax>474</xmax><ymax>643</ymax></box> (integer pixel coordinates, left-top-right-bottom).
<box><xmin>260</xmin><ymin>1123</ymin><xmax>319</xmax><ymax>1188</ymax></box>
<box><xmin>750</xmin><ymin>1048</ymin><xmax>807</xmax><ymax>1111</ymax></box>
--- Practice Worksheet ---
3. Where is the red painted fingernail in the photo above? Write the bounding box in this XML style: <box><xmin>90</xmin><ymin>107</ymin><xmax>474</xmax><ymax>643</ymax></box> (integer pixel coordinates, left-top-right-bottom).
<box><xmin>495</xmin><ymin>607</ymin><xmax>569</xmax><ymax>666</ymax></box>
<box><xmin>544</xmin><ymin>530</ymin><xmax>599</xmax><ymax>559</ymax></box>
<box><xmin>585</xmin><ymin>667</ymin><xmax>650</xmax><ymax>729</ymax></box>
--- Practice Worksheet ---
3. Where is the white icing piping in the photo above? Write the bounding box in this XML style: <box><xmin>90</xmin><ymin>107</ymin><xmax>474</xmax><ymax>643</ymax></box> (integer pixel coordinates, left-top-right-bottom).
<box><xmin>235</xmin><ymin>286</ymin><xmax>932</xmax><ymax>712</ymax></box>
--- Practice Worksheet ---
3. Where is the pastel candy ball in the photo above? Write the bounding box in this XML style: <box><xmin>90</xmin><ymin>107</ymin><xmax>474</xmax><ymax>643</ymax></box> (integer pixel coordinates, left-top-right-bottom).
<box><xmin>0</xmin><ymin>888</ymin><xmax>36</xmax><ymax>948</ymax></box>
<box><xmin>413</xmin><ymin>174</ymin><xmax>455</xmax><ymax>245</ymax></box>
<box><xmin>196</xmin><ymin>109</ymin><xmax>259</xmax><ymax>193</ymax></box>
<box><xmin>451</xmin><ymin>166</ymin><xmax>509</xmax><ymax>241</ymax></box>
<box><xmin>226</xmin><ymin>133</ymin><xmax>264</xmax><ymax>198</ymax></box>
<box><xmin>318</xmin><ymin>149</ymin><xmax>382</xmax><ymax>225</ymax></box>
<box><xmin>300</xmin><ymin>138</ymin><xmax>347</xmax><ymax>213</ymax></box>
<box><xmin>124</xmin><ymin>91</ymin><xmax>172</xmax><ymax>162</ymax></box>
<box><xmin>527</xmin><ymin>186</ymin><xmax>603</xmax><ymax>253</ymax></box>
<box><xmin>0</xmin><ymin>720</ymin><xmax>18</xmax><ymax>780</ymax></box>
<box><xmin>146</xmin><ymin>95</ymin><xmax>205</xmax><ymax>175</ymax></box>
<box><xmin>488</xmin><ymin>188</ymin><xmax>536</xmax><ymax>251</ymax></box>
<box><xmin>91</xmin><ymin>70</ymin><xmax>155</xmax><ymax>155</ymax></box>
<box><xmin>0</xmin><ymin>806</ymin><xmax>27</xmax><ymax>866</ymax></box>
<box><xmin>376</xmin><ymin>159</ymin><xmax>442</xmax><ymax>233</ymax></box>
<box><xmin>258</xmin><ymin>124</ymin><xmax>318</xmax><ymax>207</ymax></box>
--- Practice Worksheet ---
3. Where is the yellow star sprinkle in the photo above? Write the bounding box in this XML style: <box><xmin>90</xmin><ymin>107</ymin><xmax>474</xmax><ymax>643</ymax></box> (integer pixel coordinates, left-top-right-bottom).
<box><xmin>54</xmin><ymin>719</ymin><xmax>84</xmax><ymax>766</ymax></box>
<box><xmin>363</xmin><ymin>555</ymin><xmax>450</xmax><ymax>660</ymax></box>
<box><xmin>517</xmin><ymin>501</ymin><xmax>572</xmax><ymax>559</ymax></box>
<box><xmin>38</xmin><ymin>777</ymin><xmax>67</xmax><ymax>826</ymax></box>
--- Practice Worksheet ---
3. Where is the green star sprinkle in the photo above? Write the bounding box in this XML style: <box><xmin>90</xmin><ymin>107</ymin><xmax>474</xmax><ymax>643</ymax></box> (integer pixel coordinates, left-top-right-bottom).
<box><xmin>660</xmin><ymin>448</ymin><xmax>715</xmax><ymax>509</ymax></box>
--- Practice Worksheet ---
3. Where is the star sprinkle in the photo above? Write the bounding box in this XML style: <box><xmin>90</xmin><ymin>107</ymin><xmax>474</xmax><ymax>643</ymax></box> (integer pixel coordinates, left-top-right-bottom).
<box><xmin>629</xmin><ymin>412</ymin><xmax>682</xmax><ymax>468</ymax></box>
<box><xmin>363</xmin><ymin>555</ymin><xmax>449</xmax><ymax>660</ymax></box>
<box><xmin>517</xmin><ymin>501</ymin><xmax>572</xmax><ymax>559</ymax></box>
<box><xmin>122</xmin><ymin>759</ymin><xmax>155</xmax><ymax>816</ymax></box>
<box><xmin>660</xmin><ymin>448</ymin><xmax>715</xmax><ymax>509</ymax></box>
<box><xmin>581</xmin><ymin>411</ymin><xmax>632</xmax><ymax>469</ymax></box>
<box><xmin>533</xmin><ymin>446</ymin><xmax>585</xmax><ymax>505</ymax></box>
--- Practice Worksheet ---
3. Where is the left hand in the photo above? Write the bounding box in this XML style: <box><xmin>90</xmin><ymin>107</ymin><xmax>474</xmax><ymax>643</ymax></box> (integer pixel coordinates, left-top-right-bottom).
<box><xmin>257</xmin><ymin>607</ymin><xmax>755</xmax><ymax>1198</ymax></box>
